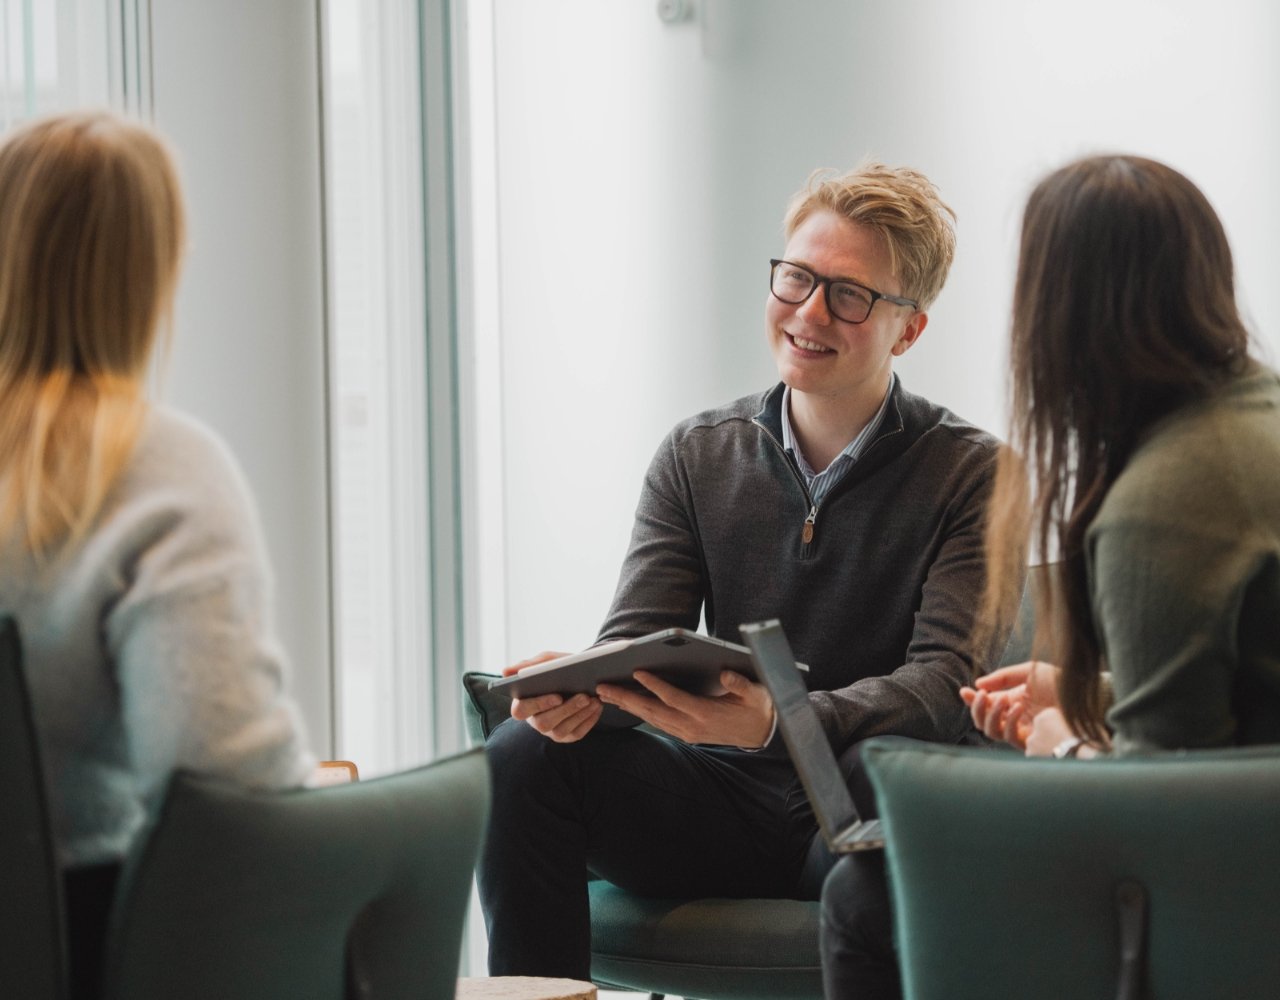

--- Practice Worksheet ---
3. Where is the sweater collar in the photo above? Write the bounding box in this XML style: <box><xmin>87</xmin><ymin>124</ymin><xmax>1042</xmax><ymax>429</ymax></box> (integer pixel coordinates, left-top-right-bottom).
<box><xmin>756</xmin><ymin>376</ymin><xmax>912</xmax><ymax>452</ymax></box>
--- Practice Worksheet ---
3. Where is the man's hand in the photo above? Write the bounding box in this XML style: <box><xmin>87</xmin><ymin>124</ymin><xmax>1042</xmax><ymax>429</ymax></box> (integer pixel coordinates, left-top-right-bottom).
<box><xmin>502</xmin><ymin>651</ymin><xmax>572</xmax><ymax>679</ymax></box>
<box><xmin>505</xmin><ymin>651</ymin><xmax>604</xmax><ymax>744</ymax></box>
<box><xmin>596</xmin><ymin>669</ymin><xmax>775</xmax><ymax>748</ymax></box>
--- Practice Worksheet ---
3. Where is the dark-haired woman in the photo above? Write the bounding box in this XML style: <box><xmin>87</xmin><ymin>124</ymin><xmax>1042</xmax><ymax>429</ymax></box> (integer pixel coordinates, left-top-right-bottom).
<box><xmin>820</xmin><ymin>154</ymin><xmax>1280</xmax><ymax>999</ymax></box>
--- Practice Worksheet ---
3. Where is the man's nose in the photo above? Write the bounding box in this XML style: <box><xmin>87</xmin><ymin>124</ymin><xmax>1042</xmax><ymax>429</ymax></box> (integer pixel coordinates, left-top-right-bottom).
<box><xmin>796</xmin><ymin>282</ymin><xmax>832</xmax><ymax>324</ymax></box>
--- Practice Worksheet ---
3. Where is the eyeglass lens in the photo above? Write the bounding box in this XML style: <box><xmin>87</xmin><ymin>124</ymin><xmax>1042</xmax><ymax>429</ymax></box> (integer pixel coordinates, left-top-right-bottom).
<box><xmin>770</xmin><ymin>261</ymin><xmax>875</xmax><ymax>324</ymax></box>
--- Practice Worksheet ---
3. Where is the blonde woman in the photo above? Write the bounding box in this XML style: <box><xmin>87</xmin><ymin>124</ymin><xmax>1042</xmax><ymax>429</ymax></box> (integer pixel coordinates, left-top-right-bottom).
<box><xmin>0</xmin><ymin>112</ymin><xmax>312</xmax><ymax>997</ymax></box>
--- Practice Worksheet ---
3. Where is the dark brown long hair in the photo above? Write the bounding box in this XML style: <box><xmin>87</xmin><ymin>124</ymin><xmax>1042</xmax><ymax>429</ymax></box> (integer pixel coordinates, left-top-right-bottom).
<box><xmin>982</xmin><ymin>155</ymin><xmax>1250</xmax><ymax>743</ymax></box>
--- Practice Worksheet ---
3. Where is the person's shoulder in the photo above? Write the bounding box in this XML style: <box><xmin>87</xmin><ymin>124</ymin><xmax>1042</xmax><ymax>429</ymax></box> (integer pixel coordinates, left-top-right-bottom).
<box><xmin>1212</xmin><ymin>361</ymin><xmax>1280</xmax><ymax>425</ymax></box>
<box><xmin>895</xmin><ymin>381</ymin><xmax>1002</xmax><ymax>458</ymax></box>
<box><xmin>667</xmin><ymin>385</ymin><xmax>778</xmax><ymax>440</ymax></box>
<box><xmin>138</xmin><ymin>405</ymin><xmax>237</xmax><ymax>462</ymax></box>
<box><xmin>120</xmin><ymin>405</ymin><xmax>257</xmax><ymax>520</ymax></box>
<box><xmin>1133</xmin><ymin>364</ymin><xmax>1280</xmax><ymax>468</ymax></box>
<box><xmin>1105</xmin><ymin>364</ymin><xmax>1280</xmax><ymax>520</ymax></box>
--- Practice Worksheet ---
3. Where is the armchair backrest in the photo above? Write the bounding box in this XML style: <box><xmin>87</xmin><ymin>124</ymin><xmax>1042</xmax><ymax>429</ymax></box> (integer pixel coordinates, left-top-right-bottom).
<box><xmin>462</xmin><ymin>671</ymin><xmax>508</xmax><ymax>745</ymax></box>
<box><xmin>862</xmin><ymin>738</ymin><xmax>1280</xmax><ymax>1000</ymax></box>
<box><xmin>104</xmin><ymin>747</ymin><xmax>490</xmax><ymax>1000</ymax></box>
<box><xmin>0</xmin><ymin>614</ymin><xmax>68</xmax><ymax>999</ymax></box>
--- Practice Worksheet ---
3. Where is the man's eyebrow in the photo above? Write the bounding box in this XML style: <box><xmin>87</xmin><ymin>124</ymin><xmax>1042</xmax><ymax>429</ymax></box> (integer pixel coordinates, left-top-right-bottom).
<box><xmin>790</xmin><ymin>259</ymin><xmax>875</xmax><ymax>288</ymax></box>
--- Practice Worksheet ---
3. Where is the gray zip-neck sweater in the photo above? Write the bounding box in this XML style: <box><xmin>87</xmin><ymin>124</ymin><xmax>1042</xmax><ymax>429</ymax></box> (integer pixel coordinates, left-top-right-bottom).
<box><xmin>598</xmin><ymin>378</ymin><xmax>1006</xmax><ymax>751</ymax></box>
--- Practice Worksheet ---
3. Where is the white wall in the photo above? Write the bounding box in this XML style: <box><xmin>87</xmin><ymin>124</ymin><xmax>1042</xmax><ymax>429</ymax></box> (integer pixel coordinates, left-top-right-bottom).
<box><xmin>149</xmin><ymin>0</ymin><xmax>333</xmax><ymax>752</ymax></box>
<box><xmin>487</xmin><ymin>0</ymin><xmax>1280</xmax><ymax>663</ymax></box>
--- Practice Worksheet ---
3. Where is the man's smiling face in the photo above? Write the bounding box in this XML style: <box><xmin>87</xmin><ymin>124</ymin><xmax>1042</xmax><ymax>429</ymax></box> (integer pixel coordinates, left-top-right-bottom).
<box><xmin>765</xmin><ymin>209</ymin><xmax>925</xmax><ymax>407</ymax></box>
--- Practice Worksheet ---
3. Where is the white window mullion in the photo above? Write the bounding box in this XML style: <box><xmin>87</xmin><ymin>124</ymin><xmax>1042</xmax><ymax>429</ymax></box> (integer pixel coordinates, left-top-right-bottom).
<box><xmin>324</xmin><ymin>0</ymin><xmax>436</xmax><ymax>776</ymax></box>
<box><xmin>453</xmin><ymin>0</ymin><xmax>506</xmax><ymax>733</ymax></box>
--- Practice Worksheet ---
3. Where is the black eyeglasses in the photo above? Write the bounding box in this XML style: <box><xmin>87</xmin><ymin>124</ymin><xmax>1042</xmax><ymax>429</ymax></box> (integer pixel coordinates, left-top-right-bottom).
<box><xmin>769</xmin><ymin>259</ymin><xmax>918</xmax><ymax>324</ymax></box>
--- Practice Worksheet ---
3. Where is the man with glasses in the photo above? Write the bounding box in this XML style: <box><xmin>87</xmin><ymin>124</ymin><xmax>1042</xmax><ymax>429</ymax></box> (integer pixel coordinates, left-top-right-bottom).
<box><xmin>478</xmin><ymin>163</ymin><xmax>1008</xmax><ymax>980</ymax></box>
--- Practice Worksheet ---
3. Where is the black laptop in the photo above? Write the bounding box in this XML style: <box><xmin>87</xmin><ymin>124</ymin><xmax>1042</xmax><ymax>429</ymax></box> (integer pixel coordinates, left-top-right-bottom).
<box><xmin>740</xmin><ymin>619</ymin><xmax>884</xmax><ymax>853</ymax></box>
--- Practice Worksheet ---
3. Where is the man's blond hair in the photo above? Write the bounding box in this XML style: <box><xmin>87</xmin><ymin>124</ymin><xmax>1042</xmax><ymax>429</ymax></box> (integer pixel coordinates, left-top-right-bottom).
<box><xmin>783</xmin><ymin>162</ymin><xmax>956</xmax><ymax>309</ymax></box>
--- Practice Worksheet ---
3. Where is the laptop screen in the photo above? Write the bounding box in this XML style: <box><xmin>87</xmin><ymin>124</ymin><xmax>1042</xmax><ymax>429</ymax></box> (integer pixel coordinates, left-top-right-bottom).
<box><xmin>740</xmin><ymin>619</ymin><xmax>863</xmax><ymax>844</ymax></box>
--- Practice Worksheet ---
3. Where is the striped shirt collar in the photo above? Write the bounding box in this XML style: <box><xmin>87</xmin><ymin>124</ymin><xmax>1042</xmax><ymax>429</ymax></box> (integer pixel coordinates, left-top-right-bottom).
<box><xmin>781</xmin><ymin>373</ymin><xmax>896</xmax><ymax>503</ymax></box>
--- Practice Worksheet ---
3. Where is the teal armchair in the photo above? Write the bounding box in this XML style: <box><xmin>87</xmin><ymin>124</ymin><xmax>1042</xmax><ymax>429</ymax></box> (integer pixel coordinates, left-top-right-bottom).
<box><xmin>0</xmin><ymin>615</ymin><xmax>68</xmax><ymax>999</ymax></box>
<box><xmin>3</xmin><ymin>610</ymin><xmax>490</xmax><ymax>1000</ymax></box>
<box><xmin>104</xmin><ymin>747</ymin><xmax>490</xmax><ymax>1000</ymax></box>
<box><xmin>862</xmin><ymin>738</ymin><xmax>1280</xmax><ymax>1000</ymax></box>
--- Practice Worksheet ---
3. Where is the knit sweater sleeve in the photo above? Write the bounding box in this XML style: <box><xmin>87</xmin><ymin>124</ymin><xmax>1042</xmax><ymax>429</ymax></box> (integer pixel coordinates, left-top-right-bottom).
<box><xmin>103</xmin><ymin>411</ymin><xmax>315</xmax><ymax>805</ymax></box>
<box><xmin>596</xmin><ymin>429</ymin><xmax>705</xmax><ymax>641</ymax></box>
<box><xmin>808</xmin><ymin>448</ymin><xmax>1002</xmax><ymax>746</ymax></box>
<box><xmin>1088</xmin><ymin>396</ymin><xmax>1274</xmax><ymax>754</ymax></box>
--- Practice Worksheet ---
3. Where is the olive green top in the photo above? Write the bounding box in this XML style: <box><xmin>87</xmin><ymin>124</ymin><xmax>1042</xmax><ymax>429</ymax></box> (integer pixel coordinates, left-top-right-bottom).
<box><xmin>1089</xmin><ymin>362</ymin><xmax>1280</xmax><ymax>754</ymax></box>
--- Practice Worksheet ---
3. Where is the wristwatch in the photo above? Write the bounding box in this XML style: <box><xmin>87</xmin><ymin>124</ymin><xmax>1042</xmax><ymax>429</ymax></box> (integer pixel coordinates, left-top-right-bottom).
<box><xmin>1052</xmin><ymin>735</ymin><xmax>1085</xmax><ymax>759</ymax></box>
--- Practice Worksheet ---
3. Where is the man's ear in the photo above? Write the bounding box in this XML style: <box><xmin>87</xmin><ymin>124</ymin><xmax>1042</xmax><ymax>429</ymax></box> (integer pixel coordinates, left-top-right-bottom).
<box><xmin>891</xmin><ymin>311</ymin><xmax>928</xmax><ymax>357</ymax></box>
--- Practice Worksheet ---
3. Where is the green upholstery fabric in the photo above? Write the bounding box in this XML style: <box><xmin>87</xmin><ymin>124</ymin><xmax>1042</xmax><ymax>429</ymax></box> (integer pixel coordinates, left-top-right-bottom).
<box><xmin>463</xmin><ymin>670</ymin><xmax>511</xmax><ymax>743</ymax></box>
<box><xmin>103</xmin><ymin>747</ymin><xmax>490</xmax><ymax>1000</ymax></box>
<box><xmin>589</xmin><ymin>882</ymin><xmax>820</xmax><ymax>1000</ymax></box>
<box><xmin>862</xmin><ymin>738</ymin><xmax>1280</xmax><ymax>1000</ymax></box>
<box><xmin>0</xmin><ymin>615</ymin><xmax>69</xmax><ymax>999</ymax></box>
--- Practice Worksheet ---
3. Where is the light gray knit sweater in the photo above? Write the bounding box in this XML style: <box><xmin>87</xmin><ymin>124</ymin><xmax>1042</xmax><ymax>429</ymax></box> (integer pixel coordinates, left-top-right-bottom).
<box><xmin>1</xmin><ymin>406</ymin><xmax>314</xmax><ymax>867</ymax></box>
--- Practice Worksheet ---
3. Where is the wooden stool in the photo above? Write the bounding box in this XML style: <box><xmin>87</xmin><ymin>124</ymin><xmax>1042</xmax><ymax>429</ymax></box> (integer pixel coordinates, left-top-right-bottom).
<box><xmin>455</xmin><ymin>976</ymin><xmax>597</xmax><ymax>1000</ymax></box>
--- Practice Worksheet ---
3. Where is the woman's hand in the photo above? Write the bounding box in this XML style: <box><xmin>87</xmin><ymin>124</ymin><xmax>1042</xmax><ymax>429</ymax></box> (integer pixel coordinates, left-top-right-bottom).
<box><xmin>959</xmin><ymin>661</ymin><xmax>1063</xmax><ymax>750</ymax></box>
<box><xmin>1021</xmin><ymin>660</ymin><xmax>1062</xmax><ymax>712</ymax></box>
<box><xmin>961</xmin><ymin>682</ymin><xmax>1031</xmax><ymax>747</ymax></box>
<box><xmin>1025</xmin><ymin>707</ymin><xmax>1076</xmax><ymax>757</ymax></box>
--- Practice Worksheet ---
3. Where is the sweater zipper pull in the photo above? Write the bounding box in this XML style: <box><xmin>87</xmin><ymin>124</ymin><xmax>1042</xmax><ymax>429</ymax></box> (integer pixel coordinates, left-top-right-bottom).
<box><xmin>802</xmin><ymin>505</ymin><xmax>817</xmax><ymax>545</ymax></box>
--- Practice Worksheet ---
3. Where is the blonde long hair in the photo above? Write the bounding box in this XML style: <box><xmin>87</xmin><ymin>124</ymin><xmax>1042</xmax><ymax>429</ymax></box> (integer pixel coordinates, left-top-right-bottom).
<box><xmin>0</xmin><ymin>111</ymin><xmax>185</xmax><ymax>559</ymax></box>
